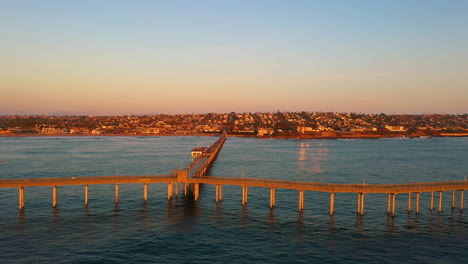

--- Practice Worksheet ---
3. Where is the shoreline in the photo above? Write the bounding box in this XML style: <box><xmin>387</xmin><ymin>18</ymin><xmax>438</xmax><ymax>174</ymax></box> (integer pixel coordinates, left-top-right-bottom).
<box><xmin>1</xmin><ymin>132</ymin><xmax>467</xmax><ymax>139</ymax></box>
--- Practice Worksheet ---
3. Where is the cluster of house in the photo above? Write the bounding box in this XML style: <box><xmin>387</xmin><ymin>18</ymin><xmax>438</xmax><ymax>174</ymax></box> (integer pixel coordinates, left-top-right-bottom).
<box><xmin>0</xmin><ymin>112</ymin><xmax>466</xmax><ymax>136</ymax></box>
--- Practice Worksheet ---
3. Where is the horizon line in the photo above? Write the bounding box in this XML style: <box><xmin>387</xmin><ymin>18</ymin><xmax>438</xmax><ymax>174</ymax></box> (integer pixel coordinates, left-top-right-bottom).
<box><xmin>1</xmin><ymin>111</ymin><xmax>467</xmax><ymax>117</ymax></box>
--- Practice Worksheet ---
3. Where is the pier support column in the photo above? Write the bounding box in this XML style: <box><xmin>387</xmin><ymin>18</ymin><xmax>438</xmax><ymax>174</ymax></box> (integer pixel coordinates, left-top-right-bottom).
<box><xmin>452</xmin><ymin>190</ymin><xmax>456</xmax><ymax>209</ymax></box>
<box><xmin>407</xmin><ymin>192</ymin><xmax>412</xmax><ymax>212</ymax></box>
<box><xmin>298</xmin><ymin>190</ymin><xmax>304</xmax><ymax>211</ymax></box>
<box><xmin>18</xmin><ymin>187</ymin><xmax>25</xmax><ymax>210</ymax></box>
<box><xmin>391</xmin><ymin>193</ymin><xmax>397</xmax><ymax>217</ymax></box>
<box><xmin>85</xmin><ymin>184</ymin><xmax>89</xmax><ymax>207</ymax></box>
<box><xmin>430</xmin><ymin>191</ymin><xmax>434</xmax><ymax>211</ymax></box>
<box><xmin>194</xmin><ymin>183</ymin><xmax>200</xmax><ymax>201</ymax></box>
<box><xmin>183</xmin><ymin>182</ymin><xmax>188</xmax><ymax>196</ymax></box>
<box><xmin>52</xmin><ymin>186</ymin><xmax>58</xmax><ymax>208</ymax></box>
<box><xmin>460</xmin><ymin>190</ymin><xmax>465</xmax><ymax>211</ymax></box>
<box><xmin>415</xmin><ymin>192</ymin><xmax>420</xmax><ymax>214</ymax></box>
<box><xmin>242</xmin><ymin>186</ymin><xmax>248</xmax><ymax>205</ymax></box>
<box><xmin>438</xmin><ymin>191</ymin><xmax>443</xmax><ymax>212</ymax></box>
<box><xmin>115</xmin><ymin>184</ymin><xmax>119</xmax><ymax>204</ymax></box>
<box><xmin>167</xmin><ymin>183</ymin><xmax>173</xmax><ymax>200</ymax></box>
<box><xmin>357</xmin><ymin>193</ymin><xmax>365</xmax><ymax>215</ymax></box>
<box><xmin>143</xmin><ymin>183</ymin><xmax>148</xmax><ymax>203</ymax></box>
<box><xmin>361</xmin><ymin>193</ymin><xmax>365</xmax><ymax>215</ymax></box>
<box><xmin>215</xmin><ymin>185</ymin><xmax>223</xmax><ymax>202</ymax></box>
<box><xmin>219</xmin><ymin>185</ymin><xmax>223</xmax><ymax>201</ymax></box>
<box><xmin>330</xmin><ymin>193</ymin><xmax>335</xmax><ymax>216</ymax></box>
<box><xmin>357</xmin><ymin>193</ymin><xmax>361</xmax><ymax>215</ymax></box>
<box><xmin>270</xmin><ymin>188</ymin><xmax>276</xmax><ymax>208</ymax></box>
<box><xmin>175</xmin><ymin>183</ymin><xmax>179</xmax><ymax>196</ymax></box>
<box><xmin>387</xmin><ymin>193</ymin><xmax>392</xmax><ymax>214</ymax></box>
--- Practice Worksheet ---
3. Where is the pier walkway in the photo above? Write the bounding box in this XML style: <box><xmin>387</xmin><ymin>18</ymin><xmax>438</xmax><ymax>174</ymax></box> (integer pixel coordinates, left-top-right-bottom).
<box><xmin>0</xmin><ymin>131</ymin><xmax>466</xmax><ymax>216</ymax></box>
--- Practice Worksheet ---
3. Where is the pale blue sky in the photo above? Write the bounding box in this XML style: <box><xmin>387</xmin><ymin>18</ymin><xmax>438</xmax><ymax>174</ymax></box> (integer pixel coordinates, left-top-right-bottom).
<box><xmin>1</xmin><ymin>0</ymin><xmax>467</xmax><ymax>115</ymax></box>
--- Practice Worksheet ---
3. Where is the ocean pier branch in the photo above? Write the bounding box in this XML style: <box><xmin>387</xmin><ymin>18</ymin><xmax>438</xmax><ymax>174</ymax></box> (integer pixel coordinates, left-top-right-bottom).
<box><xmin>3</xmin><ymin>175</ymin><xmax>467</xmax><ymax>216</ymax></box>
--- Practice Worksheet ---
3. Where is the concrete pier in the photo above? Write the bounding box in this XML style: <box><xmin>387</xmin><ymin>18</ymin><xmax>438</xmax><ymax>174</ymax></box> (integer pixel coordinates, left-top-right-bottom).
<box><xmin>2</xmin><ymin>175</ymin><xmax>468</xmax><ymax>217</ymax></box>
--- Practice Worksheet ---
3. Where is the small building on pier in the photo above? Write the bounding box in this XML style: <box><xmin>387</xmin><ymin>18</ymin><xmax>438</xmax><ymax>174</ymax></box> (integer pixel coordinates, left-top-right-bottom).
<box><xmin>191</xmin><ymin>147</ymin><xmax>207</xmax><ymax>159</ymax></box>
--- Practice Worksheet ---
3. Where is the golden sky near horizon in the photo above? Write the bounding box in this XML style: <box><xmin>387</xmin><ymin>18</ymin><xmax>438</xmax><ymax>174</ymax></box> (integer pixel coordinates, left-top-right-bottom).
<box><xmin>1</xmin><ymin>1</ymin><xmax>467</xmax><ymax>115</ymax></box>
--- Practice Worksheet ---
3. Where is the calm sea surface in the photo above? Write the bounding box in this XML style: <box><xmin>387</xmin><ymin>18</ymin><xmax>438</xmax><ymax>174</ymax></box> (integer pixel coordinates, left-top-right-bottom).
<box><xmin>1</xmin><ymin>136</ymin><xmax>467</xmax><ymax>263</ymax></box>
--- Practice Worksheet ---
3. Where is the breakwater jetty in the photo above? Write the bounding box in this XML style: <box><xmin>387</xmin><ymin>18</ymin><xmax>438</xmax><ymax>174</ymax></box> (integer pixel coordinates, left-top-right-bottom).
<box><xmin>1</xmin><ymin>132</ymin><xmax>466</xmax><ymax>216</ymax></box>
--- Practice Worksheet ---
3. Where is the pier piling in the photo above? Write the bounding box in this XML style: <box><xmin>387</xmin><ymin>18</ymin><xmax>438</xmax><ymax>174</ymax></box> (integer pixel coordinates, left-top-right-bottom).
<box><xmin>115</xmin><ymin>184</ymin><xmax>119</xmax><ymax>204</ymax></box>
<box><xmin>391</xmin><ymin>193</ymin><xmax>397</xmax><ymax>216</ymax></box>
<box><xmin>430</xmin><ymin>191</ymin><xmax>434</xmax><ymax>211</ymax></box>
<box><xmin>452</xmin><ymin>190</ymin><xmax>456</xmax><ymax>209</ymax></box>
<box><xmin>415</xmin><ymin>192</ymin><xmax>420</xmax><ymax>214</ymax></box>
<box><xmin>85</xmin><ymin>184</ymin><xmax>89</xmax><ymax>207</ymax></box>
<box><xmin>387</xmin><ymin>193</ymin><xmax>391</xmax><ymax>214</ymax></box>
<box><xmin>215</xmin><ymin>185</ymin><xmax>223</xmax><ymax>202</ymax></box>
<box><xmin>270</xmin><ymin>188</ymin><xmax>276</xmax><ymax>208</ymax></box>
<box><xmin>52</xmin><ymin>186</ymin><xmax>57</xmax><ymax>208</ymax></box>
<box><xmin>330</xmin><ymin>193</ymin><xmax>335</xmax><ymax>215</ymax></box>
<box><xmin>298</xmin><ymin>190</ymin><xmax>304</xmax><ymax>211</ymax></box>
<box><xmin>167</xmin><ymin>183</ymin><xmax>173</xmax><ymax>200</ymax></box>
<box><xmin>242</xmin><ymin>186</ymin><xmax>249</xmax><ymax>205</ymax></box>
<box><xmin>18</xmin><ymin>187</ymin><xmax>25</xmax><ymax>210</ymax></box>
<box><xmin>194</xmin><ymin>183</ymin><xmax>200</xmax><ymax>200</ymax></box>
<box><xmin>407</xmin><ymin>192</ymin><xmax>412</xmax><ymax>212</ymax></box>
<box><xmin>460</xmin><ymin>190</ymin><xmax>465</xmax><ymax>211</ymax></box>
<box><xmin>143</xmin><ymin>183</ymin><xmax>148</xmax><ymax>203</ymax></box>
<box><xmin>357</xmin><ymin>193</ymin><xmax>365</xmax><ymax>215</ymax></box>
<box><xmin>438</xmin><ymin>191</ymin><xmax>443</xmax><ymax>212</ymax></box>
<box><xmin>361</xmin><ymin>193</ymin><xmax>365</xmax><ymax>215</ymax></box>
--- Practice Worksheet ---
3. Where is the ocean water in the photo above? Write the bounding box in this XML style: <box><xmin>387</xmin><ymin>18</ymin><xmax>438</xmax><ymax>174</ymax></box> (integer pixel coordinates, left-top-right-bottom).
<box><xmin>0</xmin><ymin>136</ymin><xmax>467</xmax><ymax>263</ymax></box>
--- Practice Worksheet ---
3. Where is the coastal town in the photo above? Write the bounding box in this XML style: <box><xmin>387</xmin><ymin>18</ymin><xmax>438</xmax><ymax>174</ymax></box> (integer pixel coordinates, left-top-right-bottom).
<box><xmin>0</xmin><ymin>112</ymin><xmax>467</xmax><ymax>138</ymax></box>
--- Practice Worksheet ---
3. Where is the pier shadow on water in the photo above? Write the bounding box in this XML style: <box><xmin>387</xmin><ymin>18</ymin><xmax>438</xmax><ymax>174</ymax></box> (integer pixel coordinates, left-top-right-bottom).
<box><xmin>165</xmin><ymin>195</ymin><xmax>202</xmax><ymax>234</ymax></box>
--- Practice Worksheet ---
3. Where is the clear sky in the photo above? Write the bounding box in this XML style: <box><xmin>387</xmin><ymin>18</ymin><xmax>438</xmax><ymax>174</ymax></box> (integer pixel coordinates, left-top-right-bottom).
<box><xmin>1</xmin><ymin>0</ymin><xmax>467</xmax><ymax>115</ymax></box>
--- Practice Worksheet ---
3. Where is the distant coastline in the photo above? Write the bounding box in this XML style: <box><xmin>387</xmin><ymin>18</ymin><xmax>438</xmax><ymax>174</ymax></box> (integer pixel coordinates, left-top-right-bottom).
<box><xmin>1</xmin><ymin>113</ymin><xmax>467</xmax><ymax>139</ymax></box>
<box><xmin>1</xmin><ymin>131</ymin><xmax>467</xmax><ymax>139</ymax></box>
